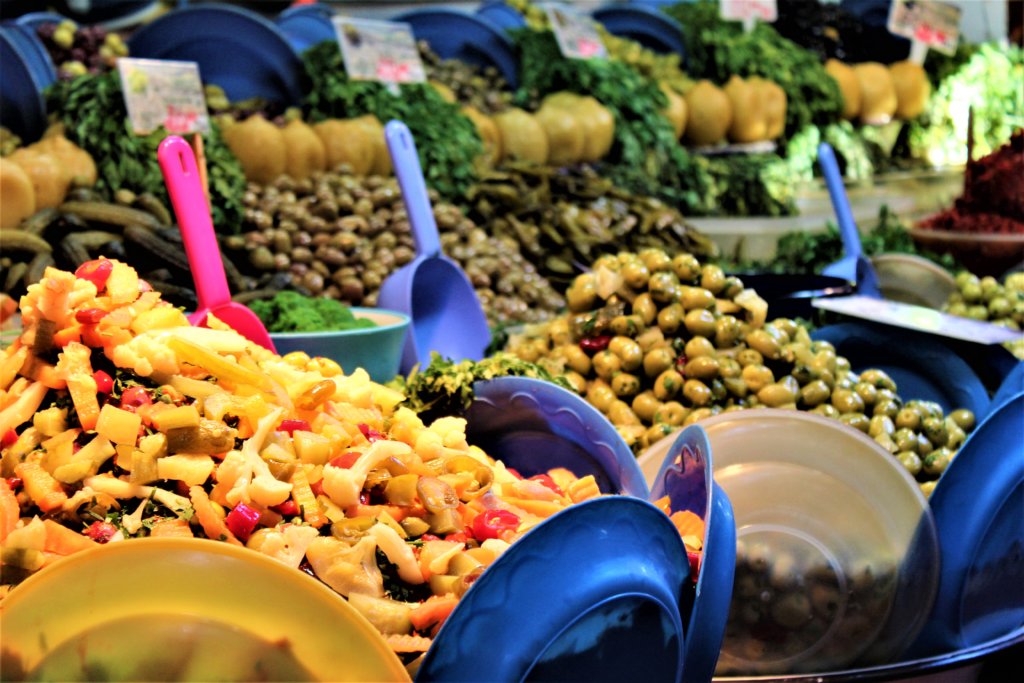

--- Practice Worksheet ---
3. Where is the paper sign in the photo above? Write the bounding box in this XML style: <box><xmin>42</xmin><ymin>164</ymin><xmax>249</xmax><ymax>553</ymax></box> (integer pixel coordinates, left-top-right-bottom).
<box><xmin>332</xmin><ymin>17</ymin><xmax>426</xmax><ymax>84</ymax></box>
<box><xmin>117</xmin><ymin>58</ymin><xmax>209</xmax><ymax>135</ymax></box>
<box><xmin>812</xmin><ymin>295</ymin><xmax>1022</xmax><ymax>345</ymax></box>
<box><xmin>887</xmin><ymin>0</ymin><xmax>961</xmax><ymax>55</ymax></box>
<box><xmin>720</xmin><ymin>0</ymin><xmax>778</xmax><ymax>23</ymax></box>
<box><xmin>542</xmin><ymin>2</ymin><xmax>607</xmax><ymax>60</ymax></box>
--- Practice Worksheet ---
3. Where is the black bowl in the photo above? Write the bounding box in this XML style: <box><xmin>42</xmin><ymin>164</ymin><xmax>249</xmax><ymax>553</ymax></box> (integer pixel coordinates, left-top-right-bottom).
<box><xmin>733</xmin><ymin>273</ymin><xmax>855</xmax><ymax>320</ymax></box>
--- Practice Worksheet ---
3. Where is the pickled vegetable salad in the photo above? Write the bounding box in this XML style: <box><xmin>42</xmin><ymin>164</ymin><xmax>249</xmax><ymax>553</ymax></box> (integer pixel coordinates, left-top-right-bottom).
<box><xmin>0</xmin><ymin>259</ymin><xmax>612</xmax><ymax>652</ymax></box>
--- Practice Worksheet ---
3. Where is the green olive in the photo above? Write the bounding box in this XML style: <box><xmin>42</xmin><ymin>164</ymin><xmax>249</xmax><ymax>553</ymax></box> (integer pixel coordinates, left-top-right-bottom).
<box><xmin>648</xmin><ymin>271</ymin><xmax>680</xmax><ymax>303</ymax></box>
<box><xmin>736</xmin><ymin>348</ymin><xmax>763</xmax><ymax>367</ymax></box>
<box><xmin>622</xmin><ymin>260</ymin><xmax>651</xmax><ymax>290</ymax></box>
<box><xmin>758</xmin><ymin>379</ymin><xmax>799</xmax><ymax>407</ymax></box>
<box><xmin>897</xmin><ymin>451</ymin><xmax>922</xmax><ymax>477</ymax></box>
<box><xmin>723</xmin><ymin>376</ymin><xmax>748</xmax><ymax>398</ymax></box>
<box><xmin>945</xmin><ymin>419</ymin><xmax>966</xmax><ymax>449</ymax></box>
<box><xmin>875</xmin><ymin>388</ymin><xmax>900</xmax><ymax>405</ymax></box>
<box><xmin>980</xmin><ymin>276</ymin><xmax>1000</xmax><ymax>301</ymax></box>
<box><xmin>922</xmin><ymin>416</ymin><xmax>948</xmax><ymax>446</ymax></box>
<box><xmin>609</xmin><ymin>337</ymin><xmax>644</xmax><ymax>372</ymax></box>
<box><xmin>917</xmin><ymin>432</ymin><xmax>934</xmax><ymax>456</ymax></box>
<box><xmin>874</xmin><ymin>432</ymin><xmax>898</xmax><ymax>454</ymax></box>
<box><xmin>640</xmin><ymin>248</ymin><xmax>672</xmax><ymax>273</ymax></box>
<box><xmin>834</xmin><ymin>375</ymin><xmax>856</xmax><ymax>392</ymax></box>
<box><xmin>854</xmin><ymin>382</ymin><xmax>878</xmax><ymax>407</ymax></box>
<box><xmin>617</xmin><ymin>425</ymin><xmax>645</xmax><ymax>451</ymax></box>
<box><xmin>718</xmin><ymin>357</ymin><xmax>741</xmax><ymax>379</ymax></box>
<box><xmin>894</xmin><ymin>407</ymin><xmax>921</xmax><ymax>431</ymax></box>
<box><xmin>741</xmin><ymin>364</ymin><xmax>774</xmax><ymax>392</ymax></box>
<box><xmin>714</xmin><ymin>315</ymin><xmax>743</xmax><ymax>348</ymax></box>
<box><xmin>799</xmin><ymin>379</ymin><xmax>831</xmax><ymax>407</ymax></box>
<box><xmin>684</xmin><ymin>355</ymin><xmax>720</xmax><ymax>381</ymax></box>
<box><xmin>657</xmin><ymin>303</ymin><xmax>684</xmax><ymax>334</ymax></box>
<box><xmin>988</xmin><ymin>296</ymin><xmax>1012</xmax><ymax>319</ymax></box>
<box><xmin>764</xmin><ymin>323</ymin><xmax>791</xmax><ymax>346</ymax></box>
<box><xmin>868</xmin><ymin>415</ymin><xmax>895</xmax><ymax>438</ymax></box>
<box><xmin>592</xmin><ymin>350</ymin><xmax>622</xmax><ymax>380</ymax></box>
<box><xmin>873</xmin><ymin>399</ymin><xmax>901</xmax><ymax>420</ymax></box>
<box><xmin>721</xmin><ymin>276</ymin><xmax>744</xmax><ymax>299</ymax></box>
<box><xmin>710</xmin><ymin>378</ymin><xmax>728</xmax><ymax>402</ymax></box>
<box><xmin>548</xmin><ymin>318</ymin><xmax>571</xmax><ymax>346</ymax></box>
<box><xmin>632</xmin><ymin>391</ymin><xmax>662</xmax><ymax>422</ymax></box>
<box><xmin>682</xmin><ymin>286</ymin><xmax>715</xmax><ymax>310</ymax></box>
<box><xmin>772</xmin><ymin>318</ymin><xmax>799</xmax><ymax>340</ymax></box>
<box><xmin>812</xmin><ymin>404</ymin><xmax>840</xmax><ymax>419</ymax></box>
<box><xmin>636</xmin><ymin>327</ymin><xmax>666</xmax><ymax>353</ymax></box>
<box><xmin>684</xmin><ymin>336</ymin><xmax>716</xmax><ymax>359</ymax></box>
<box><xmin>654</xmin><ymin>400</ymin><xmax>688</xmax><ymax>426</ymax></box>
<box><xmin>564</xmin><ymin>344</ymin><xmax>592</xmax><ymax>375</ymax></box>
<box><xmin>563</xmin><ymin>370</ymin><xmax>587</xmax><ymax>394</ymax></box>
<box><xmin>607</xmin><ymin>400</ymin><xmax>641</xmax><ymax>426</ymax></box>
<box><xmin>683</xmin><ymin>379</ymin><xmax>713</xmax><ymax>406</ymax></box>
<box><xmin>566</xmin><ymin>274</ymin><xmax>598</xmax><ymax>312</ymax></box>
<box><xmin>746</xmin><ymin>329</ymin><xmax>782</xmax><ymax>360</ymax></box>
<box><xmin>894</xmin><ymin>428</ymin><xmax>919</xmax><ymax>453</ymax></box>
<box><xmin>684</xmin><ymin>407</ymin><xmax>714</xmax><ymax>426</ymax></box>
<box><xmin>632</xmin><ymin>292</ymin><xmax>658</xmax><ymax>325</ymax></box>
<box><xmin>586</xmin><ymin>380</ymin><xmax>617</xmax><ymax>413</ymax></box>
<box><xmin>671</xmin><ymin>253</ymin><xmax>701</xmax><ymax>282</ymax></box>
<box><xmin>610</xmin><ymin>314</ymin><xmax>645</xmax><ymax>337</ymax></box>
<box><xmin>835</xmin><ymin>356</ymin><xmax>851</xmax><ymax>374</ymax></box>
<box><xmin>839</xmin><ymin>412</ymin><xmax>870</xmax><ymax>433</ymax></box>
<box><xmin>654</xmin><ymin>369</ymin><xmax>684</xmax><ymax>400</ymax></box>
<box><xmin>949</xmin><ymin>408</ymin><xmax>975</xmax><ymax>432</ymax></box>
<box><xmin>684</xmin><ymin>309</ymin><xmax>716</xmax><ymax>337</ymax></box>
<box><xmin>611</xmin><ymin>372</ymin><xmax>641</xmax><ymax>398</ymax></box>
<box><xmin>923</xmin><ymin>449</ymin><xmax>952</xmax><ymax>477</ymax></box>
<box><xmin>914</xmin><ymin>401</ymin><xmax>944</xmax><ymax>420</ymax></box>
<box><xmin>831</xmin><ymin>388</ymin><xmax>865</xmax><ymax>414</ymax></box>
<box><xmin>642</xmin><ymin>423</ymin><xmax>676</xmax><ymax>449</ymax></box>
<box><xmin>643</xmin><ymin>347</ymin><xmax>675</xmax><ymax>378</ymax></box>
<box><xmin>700</xmin><ymin>264</ymin><xmax>726</xmax><ymax>295</ymax></box>
<box><xmin>859</xmin><ymin>368</ymin><xmax>897</xmax><ymax>392</ymax></box>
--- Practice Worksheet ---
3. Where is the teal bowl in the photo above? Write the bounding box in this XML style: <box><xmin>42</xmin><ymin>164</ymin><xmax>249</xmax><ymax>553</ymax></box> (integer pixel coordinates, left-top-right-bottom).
<box><xmin>269</xmin><ymin>307</ymin><xmax>410</xmax><ymax>383</ymax></box>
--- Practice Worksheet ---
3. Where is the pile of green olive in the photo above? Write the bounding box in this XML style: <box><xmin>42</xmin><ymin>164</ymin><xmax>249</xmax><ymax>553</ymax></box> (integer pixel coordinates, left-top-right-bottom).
<box><xmin>503</xmin><ymin>248</ymin><xmax>976</xmax><ymax>494</ymax></box>
<box><xmin>944</xmin><ymin>271</ymin><xmax>1024</xmax><ymax>359</ymax></box>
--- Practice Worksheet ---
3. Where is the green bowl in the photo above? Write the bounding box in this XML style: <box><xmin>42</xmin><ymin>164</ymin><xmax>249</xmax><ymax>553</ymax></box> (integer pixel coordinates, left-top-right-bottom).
<box><xmin>270</xmin><ymin>307</ymin><xmax>410</xmax><ymax>383</ymax></box>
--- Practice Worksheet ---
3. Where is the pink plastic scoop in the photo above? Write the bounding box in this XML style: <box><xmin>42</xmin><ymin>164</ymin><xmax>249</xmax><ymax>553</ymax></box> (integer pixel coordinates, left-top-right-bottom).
<box><xmin>157</xmin><ymin>135</ymin><xmax>276</xmax><ymax>352</ymax></box>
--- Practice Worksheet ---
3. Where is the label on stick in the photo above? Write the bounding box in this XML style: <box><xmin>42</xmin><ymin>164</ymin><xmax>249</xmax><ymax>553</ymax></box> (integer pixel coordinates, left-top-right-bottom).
<box><xmin>117</xmin><ymin>58</ymin><xmax>209</xmax><ymax>135</ymax></box>
<box><xmin>887</xmin><ymin>0</ymin><xmax>961</xmax><ymax>55</ymax></box>
<box><xmin>542</xmin><ymin>2</ymin><xmax>607</xmax><ymax>60</ymax></box>
<box><xmin>332</xmin><ymin>16</ymin><xmax>426</xmax><ymax>84</ymax></box>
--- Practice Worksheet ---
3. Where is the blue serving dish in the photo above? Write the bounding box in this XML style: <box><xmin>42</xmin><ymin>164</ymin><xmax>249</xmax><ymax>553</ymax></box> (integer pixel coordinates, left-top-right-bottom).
<box><xmin>593</xmin><ymin>4</ymin><xmax>687</xmax><ymax>58</ymax></box>
<box><xmin>127</xmin><ymin>4</ymin><xmax>306</xmax><ymax>106</ymax></box>
<box><xmin>466</xmin><ymin>375</ymin><xmax>648</xmax><ymax>498</ymax></box>
<box><xmin>1</xmin><ymin>24</ymin><xmax>55</xmax><ymax>91</ymax></box>
<box><xmin>274</xmin><ymin>3</ymin><xmax>336</xmax><ymax>55</ymax></box>
<box><xmin>394</xmin><ymin>7</ymin><xmax>519</xmax><ymax>87</ymax></box>
<box><xmin>476</xmin><ymin>1</ymin><xmax>527</xmax><ymax>31</ymax></box>
<box><xmin>811</xmin><ymin>322</ymin><xmax>990</xmax><ymax>417</ymax></box>
<box><xmin>0</xmin><ymin>29</ymin><xmax>47</xmax><ymax>142</ymax></box>
<box><xmin>416</xmin><ymin>496</ymin><xmax>689</xmax><ymax>683</ymax></box>
<box><xmin>10</xmin><ymin>11</ymin><xmax>72</xmax><ymax>30</ymax></box>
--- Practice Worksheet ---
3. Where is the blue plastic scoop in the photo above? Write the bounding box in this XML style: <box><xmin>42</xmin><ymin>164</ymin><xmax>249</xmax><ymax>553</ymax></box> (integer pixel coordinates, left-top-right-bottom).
<box><xmin>819</xmin><ymin>142</ymin><xmax>881</xmax><ymax>297</ymax></box>
<box><xmin>377</xmin><ymin>120</ymin><xmax>490</xmax><ymax>373</ymax></box>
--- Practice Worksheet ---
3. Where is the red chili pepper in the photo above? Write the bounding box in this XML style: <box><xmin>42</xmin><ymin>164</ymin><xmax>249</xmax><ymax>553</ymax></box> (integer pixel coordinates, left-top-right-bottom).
<box><xmin>1</xmin><ymin>429</ymin><xmax>18</xmax><ymax>448</ymax></box>
<box><xmin>74</xmin><ymin>259</ymin><xmax>114</xmax><ymax>291</ymax></box>
<box><xmin>420</xmin><ymin>533</ymin><xmax>442</xmax><ymax>543</ymax></box>
<box><xmin>272</xmin><ymin>499</ymin><xmax>299</xmax><ymax>517</ymax></box>
<box><xmin>92</xmin><ymin>370</ymin><xmax>114</xmax><ymax>395</ymax></box>
<box><xmin>687</xmin><ymin>551</ymin><xmax>702</xmax><ymax>583</ymax></box>
<box><xmin>5</xmin><ymin>477</ymin><xmax>22</xmax><ymax>491</ymax></box>
<box><xmin>224</xmin><ymin>502</ymin><xmax>261</xmax><ymax>542</ymax></box>
<box><xmin>675</xmin><ymin>355</ymin><xmax>688</xmax><ymax>371</ymax></box>
<box><xmin>506</xmin><ymin>468</ymin><xmax>524</xmax><ymax>480</ymax></box>
<box><xmin>119</xmin><ymin>386</ymin><xmax>152</xmax><ymax>411</ymax></box>
<box><xmin>579</xmin><ymin>335</ymin><xmax>612</xmax><ymax>354</ymax></box>
<box><xmin>278</xmin><ymin>419</ymin><xmax>312</xmax><ymax>435</ymax></box>
<box><xmin>328</xmin><ymin>451</ymin><xmax>361</xmax><ymax>469</ymax></box>
<box><xmin>74</xmin><ymin>307</ymin><xmax>108</xmax><ymax>325</ymax></box>
<box><xmin>444</xmin><ymin>531</ymin><xmax>470</xmax><ymax>544</ymax></box>
<box><xmin>358</xmin><ymin>423</ymin><xmax>384</xmax><ymax>442</ymax></box>
<box><xmin>528</xmin><ymin>473</ymin><xmax>563</xmax><ymax>495</ymax></box>
<box><xmin>471</xmin><ymin>509</ymin><xmax>520</xmax><ymax>541</ymax></box>
<box><xmin>86</xmin><ymin>521</ymin><xmax>119</xmax><ymax>543</ymax></box>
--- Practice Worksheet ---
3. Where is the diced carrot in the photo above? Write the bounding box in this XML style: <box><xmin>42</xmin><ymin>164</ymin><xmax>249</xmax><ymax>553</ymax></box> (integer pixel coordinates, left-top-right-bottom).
<box><xmin>42</xmin><ymin>519</ymin><xmax>97</xmax><ymax>555</ymax></box>
<box><xmin>384</xmin><ymin>633</ymin><xmax>433</xmax><ymax>654</ymax></box>
<box><xmin>290</xmin><ymin>468</ymin><xmax>328</xmax><ymax>528</ymax></box>
<box><xmin>0</xmin><ymin>479</ymin><xmax>19</xmax><ymax>542</ymax></box>
<box><xmin>51</xmin><ymin>324</ymin><xmax>82</xmax><ymax>348</ymax></box>
<box><xmin>409</xmin><ymin>594</ymin><xmax>459</xmax><ymax>633</ymax></box>
<box><xmin>54</xmin><ymin>342</ymin><xmax>100</xmax><ymax>431</ymax></box>
<box><xmin>188</xmin><ymin>485</ymin><xmax>242</xmax><ymax>546</ymax></box>
<box><xmin>669</xmin><ymin>509</ymin><xmax>706</xmax><ymax>543</ymax></box>
<box><xmin>22</xmin><ymin>357</ymin><xmax>67</xmax><ymax>390</ymax></box>
<box><xmin>652</xmin><ymin>495</ymin><xmax>672</xmax><ymax>515</ymax></box>
<box><xmin>15</xmin><ymin>460</ymin><xmax>68</xmax><ymax>513</ymax></box>
<box><xmin>149</xmin><ymin>518</ymin><xmax>195</xmax><ymax>538</ymax></box>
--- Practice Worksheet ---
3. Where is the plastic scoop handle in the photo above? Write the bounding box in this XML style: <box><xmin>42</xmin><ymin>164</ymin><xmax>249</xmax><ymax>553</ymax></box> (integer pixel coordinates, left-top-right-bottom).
<box><xmin>157</xmin><ymin>135</ymin><xmax>230</xmax><ymax>310</ymax></box>
<box><xmin>818</xmin><ymin>142</ymin><xmax>863</xmax><ymax>261</ymax></box>
<box><xmin>385</xmin><ymin>120</ymin><xmax>441</xmax><ymax>257</ymax></box>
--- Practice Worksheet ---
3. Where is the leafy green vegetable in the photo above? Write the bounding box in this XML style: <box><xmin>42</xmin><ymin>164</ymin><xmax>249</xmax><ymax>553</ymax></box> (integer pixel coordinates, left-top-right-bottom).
<box><xmin>512</xmin><ymin>29</ymin><xmax>712</xmax><ymax>216</ymax></box>
<box><xmin>301</xmin><ymin>41</ymin><xmax>482</xmax><ymax>202</ymax></box>
<box><xmin>249</xmin><ymin>291</ymin><xmax>374</xmax><ymax>333</ymax></box>
<box><xmin>46</xmin><ymin>72</ymin><xmax>246</xmax><ymax>233</ymax></box>
<box><xmin>706</xmin><ymin>153</ymin><xmax>796</xmax><ymax>217</ymax></box>
<box><xmin>391</xmin><ymin>352</ymin><xmax>572</xmax><ymax>424</ymax></box>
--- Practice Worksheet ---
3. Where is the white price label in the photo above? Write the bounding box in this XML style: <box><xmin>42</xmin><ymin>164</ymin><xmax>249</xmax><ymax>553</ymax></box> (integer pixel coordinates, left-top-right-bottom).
<box><xmin>887</xmin><ymin>0</ymin><xmax>961</xmax><ymax>55</ymax></box>
<box><xmin>332</xmin><ymin>17</ymin><xmax>426</xmax><ymax>84</ymax></box>
<box><xmin>117</xmin><ymin>58</ymin><xmax>209</xmax><ymax>136</ymax></box>
<box><xmin>542</xmin><ymin>2</ymin><xmax>607</xmax><ymax>60</ymax></box>
<box><xmin>720</xmin><ymin>0</ymin><xmax>778</xmax><ymax>23</ymax></box>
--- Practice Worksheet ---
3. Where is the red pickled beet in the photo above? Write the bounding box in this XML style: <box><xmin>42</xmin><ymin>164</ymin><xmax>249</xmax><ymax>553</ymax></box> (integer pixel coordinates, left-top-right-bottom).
<box><xmin>579</xmin><ymin>335</ymin><xmax>611</xmax><ymax>354</ymax></box>
<box><xmin>1</xmin><ymin>429</ymin><xmax>18</xmax><ymax>448</ymax></box>
<box><xmin>328</xmin><ymin>451</ymin><xmax>360</xmax><ymax>469</ymax></box>
<box><xmin>358</xmin><ymin>423</ymin><xmax>384</xmax><ymax>442</ymax></box>
<box><xmin>86</xmin><ymin>521</ymin><xmax>119</xmax><ymax>543</ymax></box>
<box><xmin>119</xmin><ymin>386</ymin><xmax>152</xmax><ymax>411</ymax></box>
<box><xmin>92</xmin><ymin>370</ymin><xmax>113</xmax><ymax>394</ymax></box>
<box><xmin>272</xmin><ymin>499</ymin><xmax>299</xmax><ymax>517</ymax></box>
<box><xmin>471</xmin><ymin>509</ymin><xmax>520</xmax><ymax>541</ymax></box>
<box><xmin>74</xmin><ymin>259</ymin><xmax>114</xmax><ymax>290</ymax></box>
<box><xmin>74</xmin><ymin>308</ymin><xmax>108</xmax><ymax>325</ymax></box>
<box><xmin>687</xmin><ymin>551</ymin><xmax>701</xmax><ymax>582</ymax></box>
<box><xmin>278</xmin><ymin>419</ymin><xmax>311</xmax><ymax>434</ymax></box>
<box><xmin>528</xmin><ymin>473</ymin><xmax>563</xmax><ymax>495</ymax></box>
<box><xmin>5</xmin><ymin>477</ymin><xmax>22</xmax><ymax>491</ymax></box>
<box><xmin>224</xmin><ymin>502</ymin><xmax>261</xmax><ymax>542</ymax></box>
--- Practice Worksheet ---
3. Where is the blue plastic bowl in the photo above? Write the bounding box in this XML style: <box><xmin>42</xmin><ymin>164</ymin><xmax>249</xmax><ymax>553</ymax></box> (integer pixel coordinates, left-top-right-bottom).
<box><xmin>274</xmin><ymin>3</ymin><xmax>336</xmax><ymax>54</ymax></box>
<box><xmin>269</xmin><ymin>308</ymin><xmax>410</xmax><ymax>384</ymax></box>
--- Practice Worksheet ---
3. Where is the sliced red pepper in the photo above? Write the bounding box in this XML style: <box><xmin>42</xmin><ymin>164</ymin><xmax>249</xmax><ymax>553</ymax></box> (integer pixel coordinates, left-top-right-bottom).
<box><xmin>74</xmin><ymin>308</ymin><xmax>108</xmax><ymax>325</ymax></box>
<box><xmin>358</xmin><ymin>423</ymin><xmax>384</xmax><ymax>442</ymax></box>
<box><xmin>420</xmin><ymin>533</ymin><xmax>442</xmax><ymax>543</ymax></box>
<box><xmin>278</xmin><ymin>418</ymin><xmax>312</xmax><ymax>435</ymax></box>
<box><xmin>224</xmin><ymin>502</ymin><xmax>261</xmax><ymax>542</ymax></box>
<box><xmin>506</xmin><ymin>467</ymin><xmax>524</xmax><ymax>480</ymax></box>
<box><xmin>74</xmin><ymin>259</ymin><xmax>114</xmax><ymax>291</ymax></box>
<box><xmin>80</xmin><ymin>324</ymin><xmax>105</xmax><ymax>348</ymax></box>
<box><xmin>528</xmin><ymin>473</ymin><xmax>563</xmax><ymax>495</ymax></box>
<box><xmin>86</xmin><ymin>520</ymin><xmax>118</xmax><ymax>543</ymax></box>
<box><xmin>444</xmin><ymin>531</ymin><xmax>470</xmax><ymax>544</ymax></box>
<box><xmin>687</xmin><ymin>551</ymin><xmax>702</xmax><ymax>583</ymax></box>
<box><xmin>119</xmin><ymin>386</ymin><xmax>152</xmax><ymax>412</ymax></box>
<box><xmin>328</xmin><ymin>451</ymin><xmax>360</xmax><ymax>469</ymax></box>
<box><xmin>271</xmin><ymin>499</ymin><xmax>299</xmax><ymax>517</ymax></box>
<box><xmin>579</xmin><ymin>335</ymin><xmax>612</xmax><ymax>355</ymax></box>
<box><xmin>92</xmin><ymin>370</ymin><xmax>114</xmax><ymax>395</ymax></box>
<box><xmin>310</xmin><ymin>478</ymin><xmax>325</xmax><ymax>497</ymax></box>
<box><xmin>1</xmin><ymin>429</ymin><xmax>18</xmax><ymax>448</ymax></box>
<box><xmin>5</xmin><ymin>476</ymin><xmax>22</xmax><ymax>491</ymax></box>
<box><xmin>471</xmin><ymin>509</ymin><xmax>520</xmax><ymax>541</ymax></box>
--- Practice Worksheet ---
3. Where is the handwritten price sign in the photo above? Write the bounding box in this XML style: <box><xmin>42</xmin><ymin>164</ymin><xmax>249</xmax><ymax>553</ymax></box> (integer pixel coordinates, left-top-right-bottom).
<box><xmin>887</xmin><ymin>0</ymin><xmax>961</xmax><ymax>55</ymax></box>
<box><xmin>332</xmin><ymin>17</ymin><xmax>425</xmax><ymax>85</ymax></box>
<box><xmin>117</xmin><ymin>58</ymin><xmax>209</xmax><ymax>135</ymax></box>
<box><xmin>720</xmin><ymin>0</ymin><xmax>778</xmax><ymax>23</ymax></box>
<box><xmin>541</xmin><ymin>2</ymin><xmax>607</xmax><ymax>60</ymax></box>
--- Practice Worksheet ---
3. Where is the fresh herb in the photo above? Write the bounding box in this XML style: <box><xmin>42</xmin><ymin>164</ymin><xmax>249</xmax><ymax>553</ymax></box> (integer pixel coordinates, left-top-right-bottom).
<box><xmin>301</xmin><ymin>41</ymin><xmax>482</xmax><ymax>202</ymax></box>
<box><xmin>377</xmin><ymin>549</ymin><xmax>433</xmax><ymax>603</ymax></box>
<box><xmin>249</xmin><ymin>290</ymin><xmax>375</xmax><ymax>334</ymax></box>
<box><xmin>706</xmin><ymin>153</ymin><xmax>796</xmax><ymax>217</ymax></box>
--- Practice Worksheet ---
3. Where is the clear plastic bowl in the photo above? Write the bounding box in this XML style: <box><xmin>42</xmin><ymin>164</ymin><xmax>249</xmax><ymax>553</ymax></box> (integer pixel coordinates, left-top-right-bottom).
<box><xmin>639</xmin><ymin>410</ymin><xmax>940</xmax><ymax>676</ymax></box>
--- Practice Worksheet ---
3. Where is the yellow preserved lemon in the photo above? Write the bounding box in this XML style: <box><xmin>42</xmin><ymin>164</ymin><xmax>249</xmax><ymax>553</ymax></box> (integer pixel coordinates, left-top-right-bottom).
<box><xmin>493</xmin><ymin>108</ymin><xmax>549</xmax><ymax>164</ymax></box>
<box><xmin>352</xmin><ymin>114</ymin><xmax>392</xmax><ymax>176</ymax></box>
<box><xmin>889</xmin><ymin>61</ymin><xmax>930</xmax><ymax>120</ymax></box>
<box><xmin>724</xmin><ymin>76</ymin><xmax>768</xmax><ymax>143</ymax></box>
<box><xmin>461</xmin><ymin>106</ymin><xmax>503</xmax><ymax>167</ymax></box>
<box><xmin>535</xmin><ymin>102</ymin><xmax>585</xmax><ymax>166</ymax></box>
<box><xmin>313</xmin><ymin>118</ymin><xmax>374</xmax><ymax>176</ymax></box>
<box><xmin>825</xmin><ymin>59</ymin><xmax>862</xmax><ymax>120</ymax></box>
<box><xmin>222</xmin><ymin>114</ymin><xmax>287</xmax><ymax>183</ymax></box>
<box><xmin>683</xmin><ymin>80</ymin><xmax>732</xmax><ymax>147</ymax></box>
<box><xmin>750</xmin><ymin>77</ymin><xmax>787</xmax><ymax>141</ymax></box>
<box><xmin>0</xmin><ymin>156</ymin><xmax>36</xmax><ymax>229</ymax></box>
<box><xmin>281</xmin><ymin>119</ymin><xmax>326</xmax><ymax>181</ymax></box>
<box><xmin>659</xmin><ymin>84</ymin><xmax>688</xmax><ymax>141</ymax></box>
<box><xmin>853</xmin><ymin>62</ymin><xmax>897</xmax><ymax>125</ymax></box>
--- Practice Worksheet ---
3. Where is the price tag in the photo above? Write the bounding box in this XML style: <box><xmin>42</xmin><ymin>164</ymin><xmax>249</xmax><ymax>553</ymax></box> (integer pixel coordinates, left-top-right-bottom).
<box><xmin>332</xmin><ymin>17</ymin><xmax>426</xmax><ymax>84</ymax></box>
<box><xmin>720</xmin><ymin>0</ymin><xmax>778</xmax><ymax>24</ymax></box>
<box><xmin>887</xmin><ymin>0</ymin><xmax>961</xmax><ymax>56</ymax></box>
<box><xmin>542</xmin><ymin>2</ymin><xmax>606</xmax><ymax>60</ymax></box>
<box><xmin>116</xmin><ymin>58</ymin><xmax>209</xmax><ymax>135</ymax></box>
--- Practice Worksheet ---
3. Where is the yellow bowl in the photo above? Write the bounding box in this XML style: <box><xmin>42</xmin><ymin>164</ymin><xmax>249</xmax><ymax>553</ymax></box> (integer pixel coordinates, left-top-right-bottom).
<box><xmin>0</xmin><ymin>538</ymin><xmax>410</xmax><ymax>682</ymax></box>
